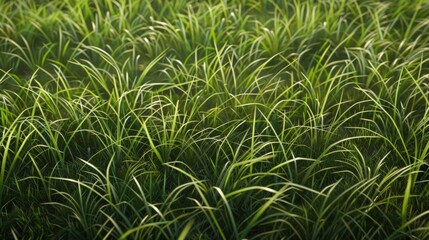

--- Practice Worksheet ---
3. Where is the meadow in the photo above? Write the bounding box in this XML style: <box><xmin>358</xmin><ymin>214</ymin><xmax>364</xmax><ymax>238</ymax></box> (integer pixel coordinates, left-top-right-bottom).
<box><xmin>0</xmin><ymin>0</ymin><xmax>428</xmax><ymax>239</ymax></box>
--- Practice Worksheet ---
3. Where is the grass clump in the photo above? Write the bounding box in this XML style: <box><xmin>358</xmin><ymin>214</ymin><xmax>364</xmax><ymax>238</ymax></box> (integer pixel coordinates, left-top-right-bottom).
<box><xmin>1</xmin><ymin>0</ymin><xmax>428</xmax><ymax>239</ymax></box>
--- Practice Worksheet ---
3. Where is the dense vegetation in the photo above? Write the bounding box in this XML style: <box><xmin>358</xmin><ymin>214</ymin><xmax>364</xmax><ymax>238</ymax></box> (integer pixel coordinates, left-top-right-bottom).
<box><xmin>0</xmin><ymin>0</ymin><xmax>428</xmax><ymax>239</ymax></box>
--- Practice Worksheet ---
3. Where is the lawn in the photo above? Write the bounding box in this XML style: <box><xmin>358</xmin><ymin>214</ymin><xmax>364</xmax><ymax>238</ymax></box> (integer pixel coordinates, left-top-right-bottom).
<box><xmin>0</xmin><ymin>0</ymin><xmax>428</xmax><ymax>239</ymax></box>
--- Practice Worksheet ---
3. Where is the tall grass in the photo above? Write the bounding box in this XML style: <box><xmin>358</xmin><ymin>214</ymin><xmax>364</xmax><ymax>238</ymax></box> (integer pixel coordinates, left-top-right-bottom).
<box><xmin>1</xmin><ymin>0</ymin><xmax>428</xmax><ymax>239</ymax></box>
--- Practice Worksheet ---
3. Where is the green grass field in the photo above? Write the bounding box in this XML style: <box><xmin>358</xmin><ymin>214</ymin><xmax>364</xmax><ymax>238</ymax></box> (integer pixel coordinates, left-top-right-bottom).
<box><xmin>1</xmin><ymin>0</ymin><xmax>428</xmax><ymax>239</ymax></box>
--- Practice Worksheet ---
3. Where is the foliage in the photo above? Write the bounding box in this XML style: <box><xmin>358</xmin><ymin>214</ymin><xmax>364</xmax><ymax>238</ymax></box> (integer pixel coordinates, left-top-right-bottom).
<box><xmin>0</xmin><ymin>0</ymin><xmax>428</xmax><ymax>239</ymax></box>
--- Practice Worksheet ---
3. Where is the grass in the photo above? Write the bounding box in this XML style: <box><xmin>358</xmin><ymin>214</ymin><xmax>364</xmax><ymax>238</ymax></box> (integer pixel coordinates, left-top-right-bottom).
<box><xmin>0</xmin><ymin>0</ymin><xmax>428</xmax><ymax>239</ymax></box>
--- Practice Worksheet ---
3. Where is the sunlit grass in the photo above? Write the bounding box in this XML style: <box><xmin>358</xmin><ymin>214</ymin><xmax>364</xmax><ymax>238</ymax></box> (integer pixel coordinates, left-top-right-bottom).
<box><xmin>1</xmin><ymin>0</ymin><xmax>428</xmax><ymax>239</ymax></box>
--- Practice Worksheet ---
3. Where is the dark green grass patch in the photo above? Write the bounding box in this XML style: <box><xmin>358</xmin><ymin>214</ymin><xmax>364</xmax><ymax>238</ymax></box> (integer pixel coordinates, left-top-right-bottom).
<box><xmin>1</xmin><ymin>0</ymin><xmax>428</xmax><ymax>239</ymax></box>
